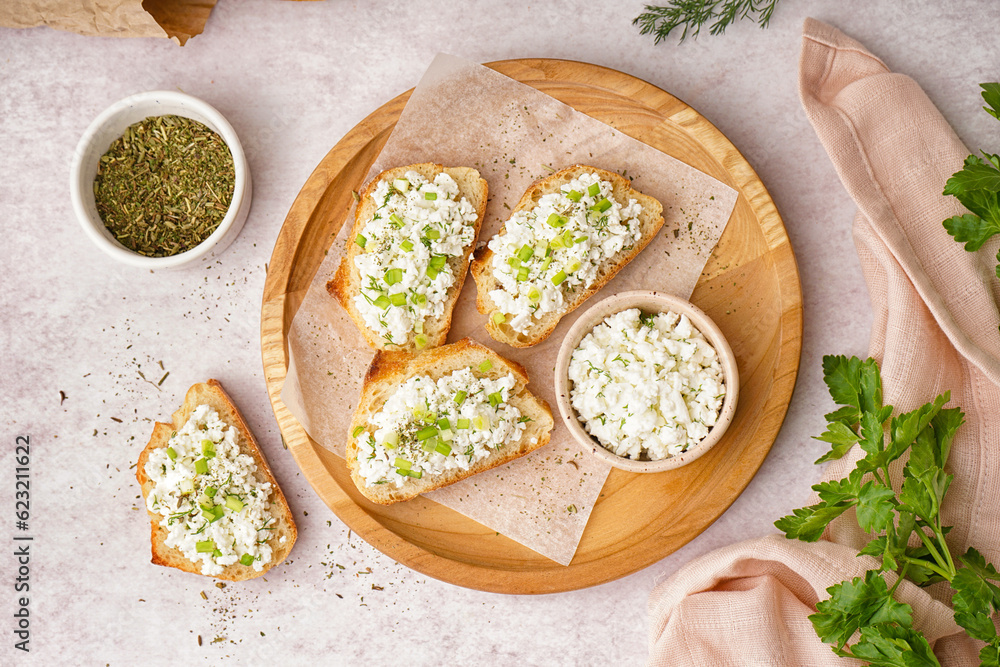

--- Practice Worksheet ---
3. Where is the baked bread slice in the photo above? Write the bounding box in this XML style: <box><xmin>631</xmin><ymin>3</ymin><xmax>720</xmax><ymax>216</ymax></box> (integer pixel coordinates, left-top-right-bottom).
<box><xmin>346</xmin><ymin>338</ymin><xmax>554</xmax><ymax>505</ymax></box>
<box><xmin>328</xmin><ymin>163</ymin><xmax>488</xmax><ymax>352</ymax></box>
<box><xmin>136</xmin><ymin>380</ymin><xmax>296</xmax><ymax>581</ymax></box>
<box><xmin>470</xmin><ymin>165</ymin><xmax>664</xmax><ymax>347</ymax></box>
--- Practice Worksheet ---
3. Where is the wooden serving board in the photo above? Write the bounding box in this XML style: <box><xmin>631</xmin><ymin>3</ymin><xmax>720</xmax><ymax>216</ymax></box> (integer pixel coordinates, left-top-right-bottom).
<box><xmin>261</xmin><ymin>59</ymin><xmax>802</xmax><ymax>594</ymax></box>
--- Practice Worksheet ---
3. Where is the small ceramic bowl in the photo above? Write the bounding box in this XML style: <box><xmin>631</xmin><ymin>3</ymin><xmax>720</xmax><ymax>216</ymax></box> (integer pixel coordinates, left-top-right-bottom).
<box><xmin>70</xmin><ymin>90</ymin><xmax>252</xmax><ymax>269</ymax></box>
<box><xmin>554</xmin><ymin>290</ymin><xmax>739</xmax><ymax>473</ymax></box>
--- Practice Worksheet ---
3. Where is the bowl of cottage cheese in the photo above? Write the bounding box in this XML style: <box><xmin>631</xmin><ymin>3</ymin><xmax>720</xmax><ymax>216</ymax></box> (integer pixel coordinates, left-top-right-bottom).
<box><xmin>554</xmin><ymin>291</ymin><xmax>739</xmax><ymax>473</ymax></box>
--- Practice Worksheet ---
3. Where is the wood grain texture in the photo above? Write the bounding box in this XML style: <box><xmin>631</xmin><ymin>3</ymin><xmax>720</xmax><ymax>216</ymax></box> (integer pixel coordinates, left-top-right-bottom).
<box><xmin>260</xmin><ymin>59</ymin><xmax>803</xmax><ymax>594</ymax></box>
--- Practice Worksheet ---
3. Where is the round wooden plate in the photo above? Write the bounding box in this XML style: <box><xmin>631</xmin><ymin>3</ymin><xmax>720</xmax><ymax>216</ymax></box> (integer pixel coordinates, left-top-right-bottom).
<box><xmin>261</xmin><ymin>59</ymin><xmax>802</xmax><ymax>594</ymax></box>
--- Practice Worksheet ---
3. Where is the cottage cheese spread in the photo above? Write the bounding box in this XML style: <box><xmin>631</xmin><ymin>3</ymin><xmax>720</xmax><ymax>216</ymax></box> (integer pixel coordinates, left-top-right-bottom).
<box><xmin>568</xmin><ymin>308</ymin><xmax>726</xmax><ymax>460</ymax></box>
<box><xmin>355</xmin><ymin>367</ymin><xmax>529</xmax><ymax>487</ymax></box>
<box><xmin>353</xmin><ymin>171</ymin><xmax>479</xmax><ymax>345</ymax></box>
<box><xmin>487</xmin><ymin>172</ymin><xmax>643</xmax><ymax>334</ymax></box>
<box><xmin>144</xmin><ymin>405</ymin><xmax>277</xmax><ymax>576</ymax></box>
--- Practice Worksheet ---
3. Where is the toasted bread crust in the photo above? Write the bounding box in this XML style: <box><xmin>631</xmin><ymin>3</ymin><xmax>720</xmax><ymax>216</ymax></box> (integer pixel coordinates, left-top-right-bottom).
<box><xmin>345</xmin><ymin>338</ymin><xmax>554</xmax><ymax>505</ymax></box>
<box><xmin>470</xmin><ymin>165</ymin><xmax>664</xmax><ymax>347</ymax></box>
<box><xmin>136</xmin><ymin>380</ymin><xmax>297</xmax><ymax>581</ymax></box>
<box><xmin>328</xmin><ymin>163</ymin><xmax>488</xmax><ymax>352</ymax></box>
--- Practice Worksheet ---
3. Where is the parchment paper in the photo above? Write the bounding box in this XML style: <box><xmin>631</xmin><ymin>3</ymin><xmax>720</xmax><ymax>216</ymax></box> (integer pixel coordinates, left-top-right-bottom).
<box><xmin>281</xmin><ymin>55</ymin><xmax>739</xmax><ymax>565</ymax></box>
<box><xmin>1</xmin><ymin>0</ymin><xmax>217</xmax><ymax>45</ymax></box>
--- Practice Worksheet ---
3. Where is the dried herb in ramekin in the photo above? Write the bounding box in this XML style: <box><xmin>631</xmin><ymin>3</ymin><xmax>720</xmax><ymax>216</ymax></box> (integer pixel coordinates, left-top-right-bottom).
<box><xmin>93</xmin><ymin>115</ymin><xmax>235</xmax><ymax>257</ymax></box>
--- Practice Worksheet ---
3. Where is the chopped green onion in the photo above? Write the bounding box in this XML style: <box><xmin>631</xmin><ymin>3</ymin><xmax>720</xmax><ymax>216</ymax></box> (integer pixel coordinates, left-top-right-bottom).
<box><xmin>205</xmin><ymin>486</ymin><xmax>218</xmax><ymax>498</ymax></box>
<box><xmin>414</xmin><ymin>320</ymin><xmax>424</xmax><ymax>334</ymax></box>
<box><xmin>212</xmin><ymin>549</ymin><xmax>222</xmax><ymax>557</ymax></box>
<box><xmin>180</xmin><ymin>479</ymin><xmax>195</xmax><ymax>494</ymax></box>
<box><xmin>392</xmin><ymin>178</ymin><xmax>409</xmax><ymax>192</ymax></box>
<box><xmin>397</xmin><ymin>468</ymin><xmax>423</xmax><ymax>479</ymax></box>
<box><xmin>415</xmin><ymin>425</ymin><xmax>438</xmax><ymax>441</ymax></box>
<box><xmin>549</xmin><ymin>235</ymin><xmax>565</xmax><ymax>249</ymax></box>
<box><xmin>426</xmin><ymin>266</ymin><xmax>439</xmax><ymax>280</ymax></box>
<box><xmin>199</xmin><ymin>500</ymin><xmax>213</xmax><ymax>512</ymax></box>
<box><xmin>196</xmin><ymin>540</ymin><xmax>216</xmax><ymax>554</ymax></box>
<box><xmin>414</xmin><ymin>333</ymin><xmax>429</xmax><ymax>349</ymax></box>
<box><xmin>202</xmin><ymin>440</ymin><xmax>216</xmax><ymax>458</ymax></box>
<box><xmin>492</xmin><ymin>312</ymin><xmax>506</xmax><ymax>325</ymax></box>
<box><xmin>540</xmin><ymin>257</ymin><xmax>552</xmax><ymax>272</ymax></box>
<box><xmin>240</xmin><ymin>554</ymin><xmax>254</xmax><ymax>567</ymax></box>
<box><xmin>384</xmin><ymin>268</ymin><xmax>403</xmax><ymax>285</ymax></box>
<box><xmin>355</xmin><ymin>233</ymin><xmax>367</xmax><ymax>249</ymax></box>
<box><xmin>566</xmin><ymin>189</ymin><xmax>582</xmax><ymax>202</ymax></box>
<box><xmin>478</xmin><ymin>359</ymin><xmax>493</xmax><ymax>373</ymax></box>
<box><xmin>426</xmin><ymin>228</ymin><xmax>440</xmax><ymax>240</ymax></box>
<box><xmin>351</xmin><ymin>425</ymin><xmax>365</xmax><ymax>438</ymax></box>
<box><xmin>429</xmin><ymin>254</ymin><xmax>447</xmax><ymax>270</ymax></box>
<box><xmin>200</xmin><ymin>505</ymin><xmax>220</xmax><ymax>521</ymax></box>
<box><xmin>575</xmin><ymin>235</ymin><xmax>589</xmax><ymax>244</ymax></box>
<box><xmin>456</xmin><ymin>418</ymin><xmax>471</xmax><ymax>429</ymax></box>
<box><xmin>435</xmin><ymin>441</ymin><xmax>453</xmax><ymax>456</ymax></box>
<box><xmin>394</xmin><ymin>457</ymin><xmax>411</xmax><ymax>470</ymax></box>
<box><xmin>390</xmin><ymin>292</ymin><xmax>407</xmax><ymax>306</ymax></box>
<box><xmin>373</xmin><ymin>294</ymin><xmax>391</xmax><ymax>310</ymax></box>
<box><xmin>400</xmin><ymin>239</ymin><xmax>414</xmax><ymax>252</ymax></box>
<box><xmin>592</xmin><ymin>198</ymin><xmax>613</xmax><ymax>213</ymax></box>
<box><xmin>437</xmin><ymin>418</ymin><xmax>452</xmax><ymax>431</ymax></box>
<box><xmin>562</xmin><ymin>230</ymin><xmax>575</xmax><ymax>247</ymax></box>
<box><xmin>568</xmin><ymin>261</ymin><xmax>581</xmax><ymax>273</ymax></box>
<box><xmin>389</xmin><ymin>213</ymin><xmax>404</xmax><ymax>228</ymax></box>
<box><xmin>454</xmin><ymin>390</ymin><xmax>467</xmax><ymax>405</ymax></box>
<box><xmin>166</xmin><ymin>447</ymin><xmax>177</xmax><ymax>461</ymax></box>
<box><xmin>507</xmin><ymin>255</ymin><xmax>521</xmax><ymax>269</ymax></box>
<box><xmin>439</xmin><ymin>429</ymin><xmax>454</xmax><ymax>442</ymax></box>
<box><xmin>421</xmin><ymin>438</ymin><xmax>439</xmax><ymax>453</ymax></box>
<box><xmin>528</xmin><ymin>286</ymin><xmax>542</xmax><ymax>303</ymax></box>
<box><xmin>552</xmin><ymin>270</ymin><xmax>567</xmax><ymax>285</ymax></box>
<box><xmin>587</xmin><ymin>182</ymin><xmax>601</xmax><ymax>197</ymax></box>
<box><xmin>226</xmin><ymin>495</ymin><xmax>244</xmax><ymax>512</ymax></box>
<box><xmin>413</xmin><ymin>293</ymin><xmax>428</xmax><ymax>305</ymax></box>
<box><xmin>382</xmin><ymin>432</ymin><xmax>399</xmax><ymax>449</ymax></box>
<box><xmin>488</xmin><ymin>391</ymin><xmax>503</xmax><ymax>408</ymax></box>
<box><xmin>194</xmin><ymin>458</ymin><xmax>209</xmax><ymax>475</ymax></box>
<box><xmin>517</xmin><ymin>266</ymin><xmax>530</xmax><ymax>282</ymax></box>
<box><xmin>546</xmin><ymin>213</ymin><xmax>568</xmax><ymax>228</ymax></box>
<box><xmin>424</xmin><ymin>191</ymin><xmax>437</xmax><ymax>200</ymax></box>
<box><xmin>473</xmin><ymin>415</ymin><xmax>489</xmax><ymax>430</ymax></box>
<box><xmin>517</xmin><ymin>245</ymin><xmax>534</xmax><ymax>262</ymax></box>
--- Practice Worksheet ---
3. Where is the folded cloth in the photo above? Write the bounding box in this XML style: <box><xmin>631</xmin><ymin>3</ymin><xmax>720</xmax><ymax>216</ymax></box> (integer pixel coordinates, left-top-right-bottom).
<box><xmin>648</xmin><ymin>17</ymin><xmax>1000</xmax><ymax>666</ymax></box>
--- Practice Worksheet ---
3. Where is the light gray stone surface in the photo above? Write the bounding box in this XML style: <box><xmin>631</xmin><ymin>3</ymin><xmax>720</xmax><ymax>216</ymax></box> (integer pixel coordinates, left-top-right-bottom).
<box><xmin>1</xmin><ymin>1</ymin><xmax>998</xmax><ymax>664</ymax></box>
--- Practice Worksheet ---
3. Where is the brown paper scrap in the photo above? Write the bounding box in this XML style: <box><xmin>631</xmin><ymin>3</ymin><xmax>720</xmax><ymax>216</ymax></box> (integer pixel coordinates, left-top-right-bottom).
<box><xmin>281</xmin><ymin>55</ymin><xmax>738</xmax><ymax>565</ymax></box>
<box><xmin>1</xmin><ymin>0</ymin><xmax>217</xmax><ymax>45</ymax></box>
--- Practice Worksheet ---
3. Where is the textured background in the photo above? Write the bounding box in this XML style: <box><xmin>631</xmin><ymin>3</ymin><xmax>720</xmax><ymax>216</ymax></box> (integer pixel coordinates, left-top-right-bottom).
<box><xmin>1</xmin><ymin>1</ymin><xmax>998</xmax><ymax>664</ymax></box>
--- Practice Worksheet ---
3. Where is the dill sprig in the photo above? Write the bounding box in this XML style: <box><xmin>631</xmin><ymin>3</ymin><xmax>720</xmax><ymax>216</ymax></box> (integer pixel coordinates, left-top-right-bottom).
<box><xmin>633</xmin><ymin>0</ymin><xmax>780</xmax><ymax>43</ymax></box>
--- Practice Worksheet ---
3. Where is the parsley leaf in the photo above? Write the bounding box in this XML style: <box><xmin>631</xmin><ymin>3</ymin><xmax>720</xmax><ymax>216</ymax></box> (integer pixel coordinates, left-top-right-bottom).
<box><xmin>982</xmin><ymin>82</ymin><xmax>1000</xmax><ymax>121</ymax></box>
<box><xmin>856</xmin><ymin>481</ymin><xmax>896</xmax><ymax>534</ymax></box>
<box><xmin>810</xmin><ymin>572</ymin><xmax>914</xmax><ymax>649</ymax></box>
<box><xmin>778</xmin><ymin>354</ymin><xmax>1000</xmax><ymax>664</ymax></box>
<box><xmin>943</xmin><ymin>84</ymin><xmax>1000</xmax><ymax>277</ymax></box>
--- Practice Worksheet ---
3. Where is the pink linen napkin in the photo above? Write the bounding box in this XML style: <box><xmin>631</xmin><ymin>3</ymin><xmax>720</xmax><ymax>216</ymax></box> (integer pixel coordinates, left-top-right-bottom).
<box><xmin>648</xmin><ymin>18</ymin><xmax>1000</xmax><ymax>666</ymax></box>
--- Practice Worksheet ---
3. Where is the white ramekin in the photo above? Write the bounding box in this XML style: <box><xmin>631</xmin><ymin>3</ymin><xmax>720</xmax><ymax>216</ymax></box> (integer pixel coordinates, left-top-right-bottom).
<box><xmin>70</xmin><ymin>90</ymin><xmax>252</xmax><ymax>269</ymax></box>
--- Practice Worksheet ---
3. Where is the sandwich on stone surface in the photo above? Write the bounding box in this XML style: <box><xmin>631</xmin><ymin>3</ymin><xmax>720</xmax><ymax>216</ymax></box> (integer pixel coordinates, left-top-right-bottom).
<box><xmin>137</xmin><ymin>380</ymin><xmax>296</xmax><ymax>580</ymax></box>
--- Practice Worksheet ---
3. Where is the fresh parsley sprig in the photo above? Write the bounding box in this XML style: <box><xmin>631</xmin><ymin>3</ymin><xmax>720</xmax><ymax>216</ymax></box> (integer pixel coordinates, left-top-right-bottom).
<box><xmin>942</xmin><ymin>83</ymin><xmax>1000</xmax><ymax>278</ymax></box>
<box><xmin>633</xmin><ymin>0</ymin><xmax>779</xmax><ymax>44</ymax></box>
<box><xmin>776</xmin><ymin>355</ymin><xmax>1000</xmax><ymax>666</ymax></box>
